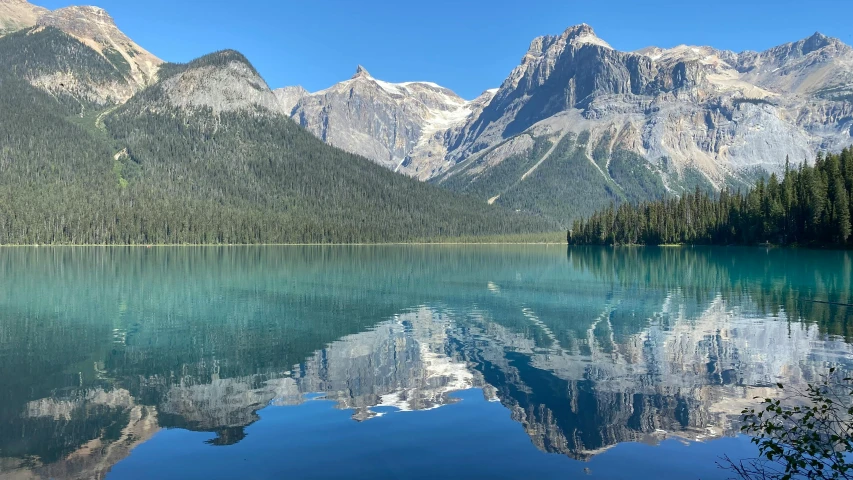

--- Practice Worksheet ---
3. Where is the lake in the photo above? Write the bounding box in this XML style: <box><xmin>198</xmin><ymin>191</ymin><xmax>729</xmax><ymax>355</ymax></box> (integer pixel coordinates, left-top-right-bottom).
<box><xmin>0</xmin><ymin>246</ymin><xmax>851</xmax><ymax>479</ymax></box>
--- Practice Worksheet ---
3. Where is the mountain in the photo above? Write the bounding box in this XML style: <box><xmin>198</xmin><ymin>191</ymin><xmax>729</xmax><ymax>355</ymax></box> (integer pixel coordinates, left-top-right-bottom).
<box><xmin>0</xmin><ymin>27</ymin><xmax>553</xmax><ymax>245</ymax></box>
<box><xmin>440</xmin><ymin>26</ymin><xmax>853</xmax><ymax>223</ymax></box>
<box><xmin>282</xmin><ymin>24</ymin><xmax>853</xmax><ymax>224</ymax></box>
<box><xmin>0</xmin><ymin>25</ymin><xmax>141</xmax><ymax>107</ymax></box>
<box><xmin>36</xmin><ymin>6</ymin><xmax>162</xmax><ymax>91</ymax></box>
<box><xmin>735</xmin><ymin>32</ymin><xmax>853</xmax><ymax>97</ymax></box>
<box><xmin>4</xmin><ymin>1</ymin><xmax>851</xmax><ymax>231</ymax></box>
<box><xmin>277</xmin><ymin>66</ymin><xmax>496</xmax><ymax>179</ymax></box>
<box><xmin>0</xmin><ymin>1</ymin><xmax>162</xmax><ymax>106</ymax></box>
<box><xmin>0</xmin><ymin>0</ymin><xmax>45</xmax><ymax>34</ymax></box>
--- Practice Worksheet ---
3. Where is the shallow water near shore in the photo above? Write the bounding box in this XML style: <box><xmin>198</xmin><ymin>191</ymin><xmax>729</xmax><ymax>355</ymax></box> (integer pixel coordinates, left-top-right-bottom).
<box><xmin>0</xmin><ymin>245</ymin><xmax>851</xmax><ymax>479</ymax></box>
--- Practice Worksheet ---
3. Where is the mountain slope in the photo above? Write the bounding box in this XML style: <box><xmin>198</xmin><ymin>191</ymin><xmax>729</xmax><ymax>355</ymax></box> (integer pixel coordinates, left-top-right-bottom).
<box><xmin>36</xmin><ymin>5</ymin><xmax>162</xmax><ymax>90</ymax></box>
<box><xmin>278</xmin><ymin>66</ymin><xmax>495</xmax><ymax>179</ymax></box>
<box><xmin>0</xmin><ymin>1</ymin><xmax>163</xmax><ymax>107</ymax></box>
<box><xmin>432</xmin><ymin>25</ymin><xmax>853</xmax><ymax>225</ymax></box>
<box><xmin>0</xmin><ymin>0</ymin><xmax>45</xmax><ymax>34</ymax></box>
<box><xmin>0</xmin><ymin>25</ymin><xmax>138</xmax><ymax>107</ymax></box>
<box><xmin>736</xmin><ymin>32</ymin><xmax>853</xmax><ymax>97</ymax></box>
<box><xmin>0</xmin><ymin>0</ymin><xmax>162</xmax><ymax>104</ymax></box>
<box><xmin>281</xmin><ymin>25</ymin><xmax>853</xmax><ymax>225</ymax></box>
<box><xmin>0</xmin><ymin>49</ymin><xmax>553</xmax><ymax>244</ymax></box>
<box><xmin>451</xmin><ymin>26</ymin><xmax>853</xmax><ymax>177</ymax></box>
<box><xmin>444</xmin><ymin>24</ymin><xmax>841</xmax><ymax>177</ymax></box>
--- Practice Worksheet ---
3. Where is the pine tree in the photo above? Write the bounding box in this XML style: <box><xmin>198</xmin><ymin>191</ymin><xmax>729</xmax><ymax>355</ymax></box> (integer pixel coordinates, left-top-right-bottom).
<box><xmin>834</xmin><ymin>178</ymin><xmax>851</xmax><ymax>244</ymax></box>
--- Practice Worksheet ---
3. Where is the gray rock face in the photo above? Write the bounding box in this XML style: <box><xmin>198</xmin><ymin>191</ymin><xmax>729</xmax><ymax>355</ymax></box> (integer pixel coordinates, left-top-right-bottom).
<box><xmin>275</xmin><ymin>67</ymin><xmax>494</xmax><ymax>179</ymax></box>
<box><xmin>448</xmin><ymin>25</ymin><xmax>853</xmax><ymax>185</ymax></box>
<box><xmin>737</xmin><ymin>32</ymin><xmax>853</xmax><ymax>96</ymax></box>
<box><xmin>158</xmin><ymin>52</ymin><xmax>283</xmax><ymax>115</ymax></box>
<box><xmin>274</xmin><ymin>85</ymin><xmax>307</xmax><ymax>113</ymax></box>
<box><xmin>282</xmin><ymin>24</ymin><xmax>853</xmax><ymax>194</ymax></box>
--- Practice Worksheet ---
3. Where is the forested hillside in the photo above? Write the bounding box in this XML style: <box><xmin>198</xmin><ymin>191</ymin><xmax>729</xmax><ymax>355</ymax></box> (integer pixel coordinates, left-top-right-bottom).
<box><xmin>568</xmin><ymin>151</ymin><xmax>853</xmax><ymax>247</ymax></box>
<box><xmin>0</xmin><ymin>39</ymin><xmax>554</xmax><ymax>244</ymax></box>
<box><xmin>0</xmin><ymin>26</ymin><xmax>135</xmax><ymax>106</ymax></box>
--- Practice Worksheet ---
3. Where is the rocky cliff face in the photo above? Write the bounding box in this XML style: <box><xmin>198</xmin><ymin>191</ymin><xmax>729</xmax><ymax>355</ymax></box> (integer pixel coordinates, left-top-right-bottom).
<box><xmin>276</xmin><ymin>66</ymin><xmax>494</xmax><ymax>178</ymax></box>
<box><xmin>446</xmin><ymin>25</ymin><xmax>853</xmax><ymax>182</ymax></box>
<box><xmin>430</xmin><ymin>25</ymin><xmax>853</xmax><ymax>222</ymax></box>
<box><xmin>736</xmin><ymin>32</ymin><xmax>853</xmax><ymax>96</ymax></box>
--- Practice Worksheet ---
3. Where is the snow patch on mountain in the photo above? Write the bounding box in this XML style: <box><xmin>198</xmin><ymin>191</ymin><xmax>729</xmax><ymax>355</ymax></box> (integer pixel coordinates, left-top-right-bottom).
<box><xmin>277</xmin><ymin>66</ymin><xmax>488</xmax><ymax>177</ymax></box>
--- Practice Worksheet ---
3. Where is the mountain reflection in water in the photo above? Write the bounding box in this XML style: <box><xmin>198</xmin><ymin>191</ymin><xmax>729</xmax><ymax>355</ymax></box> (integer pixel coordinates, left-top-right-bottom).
<box><xmin>0</xmin><ymin>246</ymin><xmax>850</xmax><ymax>479</ymax></box>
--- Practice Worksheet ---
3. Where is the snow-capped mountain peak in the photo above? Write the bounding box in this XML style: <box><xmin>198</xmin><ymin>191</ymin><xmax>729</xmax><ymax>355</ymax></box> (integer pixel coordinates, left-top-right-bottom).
<box><xmin>277</xmin><ymin>70</ymin><xmax>487</xmax><ymax>178</ymax></box>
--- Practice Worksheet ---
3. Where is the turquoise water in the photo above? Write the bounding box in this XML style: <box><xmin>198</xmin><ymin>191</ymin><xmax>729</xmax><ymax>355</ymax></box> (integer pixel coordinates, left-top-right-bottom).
<box><xmin>0</xmin><ymin>246</ymin><xmax>851</xmax><ymax>479</ymax></box>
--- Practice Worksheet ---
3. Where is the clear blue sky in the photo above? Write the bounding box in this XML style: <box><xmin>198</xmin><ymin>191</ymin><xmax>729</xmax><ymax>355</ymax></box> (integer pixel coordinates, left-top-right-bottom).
<box><xmin>37</xmin><ymin>0</ymin><xmax>853</xmax><ymax>99</ymax></box>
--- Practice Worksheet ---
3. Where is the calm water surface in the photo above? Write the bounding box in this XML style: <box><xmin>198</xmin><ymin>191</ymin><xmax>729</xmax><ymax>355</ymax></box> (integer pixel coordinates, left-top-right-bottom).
<box><xmin>0</xmin><ymin>246</ymin><xmax>851</xmax><ymax>479</ymax></box>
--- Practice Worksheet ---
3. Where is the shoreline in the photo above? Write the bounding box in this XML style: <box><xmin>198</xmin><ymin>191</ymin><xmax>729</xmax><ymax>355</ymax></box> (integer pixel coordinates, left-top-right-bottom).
<box><xmin>0</xmin><ymin>242</ymin><xmax>570</xmax><ymax>247</ymax></box>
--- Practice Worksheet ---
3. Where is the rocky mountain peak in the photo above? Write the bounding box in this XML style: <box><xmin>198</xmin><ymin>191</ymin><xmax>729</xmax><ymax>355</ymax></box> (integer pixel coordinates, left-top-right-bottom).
<box><xmin>156</xmin><ymin>50</ymin><xmax>282</xmax><ymax>115</ymax></box>
<box><xmin>37</xmin><ymin>4</ymin><xmax>163</xmax><ymax>90</ymax></box>
<box><xmin>524</xmin><ymin>24</ymin><xmax>611</xmax><ymax>58</ymax></box>
<box><xmin>733</xmin><ymin>31</ymin><xmax>853</xmax><ymax>95</ymax></box>
<box><xmin>352</xmin><ymin>64</ymin><xmax>371</xmax><ymax>79</ymax></box>
<box><xmin>800</xmin><ymin>31</ymin><xmax>844</xmax><ymax>55</ymax></box>
<box><xmin>38</xmin><ymin>5</ymin><xmax>115</xmax><ymax>32</ymax></box>
<box><xmin>279</xmin><ymin>67</ymin><xmax>478</xmax><ymax>177</ymax></box>
<box><xmin>474</xmin><ymin>88</ymin><xmax>498</xmax><ymax>103</ymax></box>
<box><xmin>756</xmin><ymin>31</ymin><xmax>851</xmax><ymax>62</ymax></box>
<box><xmin>564</xmin><ymin>23</ymin><xmax>612</xmax><ymax>49</ymax></box>
<box><xmin>0</xmin><ymin>0</ymin><xmax>47</xmax><ymax>34</ymax></box>
<box><xmin>565</xmin><ymin>23</ymin><xmax>594</xmax><ymax>36</ymax></box>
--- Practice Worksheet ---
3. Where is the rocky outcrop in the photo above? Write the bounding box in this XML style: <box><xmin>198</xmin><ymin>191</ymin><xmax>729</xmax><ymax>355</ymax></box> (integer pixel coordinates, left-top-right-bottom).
<box><xmin>274</xmin><ymin>85</ymin><xmax>308</xmax><ymax>113</ymax></box>
<box><xmin>736</xmin><ymin>32</ymin><xmax>853</xmax><ymax>96</ymax></box>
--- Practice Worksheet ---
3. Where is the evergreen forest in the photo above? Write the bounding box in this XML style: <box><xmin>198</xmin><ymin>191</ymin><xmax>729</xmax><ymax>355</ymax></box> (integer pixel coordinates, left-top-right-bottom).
<box><xmin>0</xmin><ymin>32</ymin><xmax>554</xmax><ymax>245</ymax></box>
<box><xmin>569</xmin><ymin>151</ymin><xmax>853</xmax><ymax>247</ymax></box>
